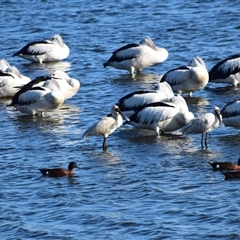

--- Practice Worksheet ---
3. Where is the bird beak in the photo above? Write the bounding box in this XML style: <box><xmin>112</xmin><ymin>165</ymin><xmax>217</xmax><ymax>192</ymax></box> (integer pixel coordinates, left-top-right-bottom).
<box><xmin>215</xmin><ymin>108</ymin><xmax>225</xmax><ymax>127</ymax></box>
<box><xmin>119</xmin><ymin>111</ymin><xmax>130</xmax><ymax>122</ymax></box>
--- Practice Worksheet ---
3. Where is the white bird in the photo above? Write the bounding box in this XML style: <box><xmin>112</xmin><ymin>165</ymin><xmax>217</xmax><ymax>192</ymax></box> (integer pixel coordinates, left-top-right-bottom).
<box><xmin>221</xmin><ymin>99</ymin><xmax>240</xmax><ymax>128</ymax></box>
<box><xmin>116</xmin><ymin>82</ymin><xmax>174</xmax><ymax>117</ymax></box>
<box><xmin>8</xmin><ymin>76</ymin><xmax>64</xmax><ymax>116</ymax></box>
<box><xmin>103</xmin><ymin>36</ymin><xmax>168</xmax><ymax>75</ymax></box>
<box><xmin>208</xmin><ymin>54</ymin><xmax>240</xmax><ymax>86</ymax></box>
<box><xmin>50</xmin><ymin>70</ymin><xmax>80</xmax><ymax>100</ymax></box>
<box><xmin>0</xmin><ymin>59</ymin><xmax>11</xmax><ymax>70</ymax></box>
<box><xmin>82</xmin><ymin>105</ymin><xmax>130</xmax><ymax>151</ymax></box>
<box><xmin>0</xmin><ymin>61</ymin><xmax>31</xmax><ymax>98</ymax></box>
<box><xmin>160</xmin><ymin>56</ymin><xmax>209</xmax><ymax>96</ymax></box>
<box><xmin>179</xmin><ymin>106</ymin><xmax>224</xmax><ymax>149</ymax></box>
<box><xmin>12</xmin><ymin>34</ymin><xmax>70</xmax><ymax>63</ymax></box>
<box><xmin>125</xmin><ymin>94</ymin><xmax>194</xmax><ymax>135</ymax></box>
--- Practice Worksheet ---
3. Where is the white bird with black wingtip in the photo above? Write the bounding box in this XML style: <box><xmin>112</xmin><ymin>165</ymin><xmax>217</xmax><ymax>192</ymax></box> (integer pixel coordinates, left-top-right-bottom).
<box><xmin>50</xmin><ymin>70</ymin><xmax>80</xmax><ymax>100</ymax></box>
<box><xmin>115</xmin><ymin>81</ymin><xmax>174</xmax><ymax>117</ymax></box>
<box><xmin>221</xmin><ymin>99</ymin><xmax>240</xmax><ymax>128</ymax></box>
<box><xmin>0</xmin><ymin>59</ymin><xmax>31</xmax><ymax>98</ymax></box>
<box><xmin>125</xmin><ymin>94</ymin><xmax>194</xmax><ymax>135</ymax></box>
<box><xmin>160</xmin><ymin>56</ymin><xmax>209</xmax><ymax>96</ymax></box>
<box><xmin>103</xmin><ymin>36</ymin><xmax>168</xmax><ymax>76</ymax></box>
<box><xmin>8</xmin><ymin>76</ymin><xmax>64</xmax><ymax>116</ymax></box>
<box><xmin>208</xmin><ymin>54</ymin><xmax>240</xmax><ymax>86</ymax></box>
<box><xmin>12</xmin><ymin>34</ymin><xmax>70</xmax><ymax>63</ymax></box>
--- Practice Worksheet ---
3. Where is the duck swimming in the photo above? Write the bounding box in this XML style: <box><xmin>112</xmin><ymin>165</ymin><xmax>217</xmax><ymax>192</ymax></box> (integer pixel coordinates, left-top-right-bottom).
<box><xmin>39</xmin><ymin>162</ymin><xmax>79</xmax><ymax>177</ymax></box>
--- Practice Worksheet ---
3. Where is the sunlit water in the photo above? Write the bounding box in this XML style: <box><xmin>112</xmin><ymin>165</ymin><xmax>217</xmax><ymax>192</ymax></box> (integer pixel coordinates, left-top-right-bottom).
<box><xmin>1</xmin><ymin>1</ymin><xmax>240</xmax><ymax>239</ymax></box>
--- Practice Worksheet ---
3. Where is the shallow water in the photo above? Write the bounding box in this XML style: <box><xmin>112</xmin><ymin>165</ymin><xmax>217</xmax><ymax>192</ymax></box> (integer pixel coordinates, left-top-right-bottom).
<box><xmin>1</xmin><ymin>1</ymin><xmax>240</xmax><ymax>239</ymax></box>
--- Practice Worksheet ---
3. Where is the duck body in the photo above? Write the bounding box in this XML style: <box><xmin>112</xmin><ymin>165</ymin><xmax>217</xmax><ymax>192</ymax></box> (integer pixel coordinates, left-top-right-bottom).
<box><xmin>125</xmin><ymin>94</ymin><xmax>194</xmax><ymax>135</ymax></box>
<box><xmin>13</xmin><ymin>34</ymin><xmax>70</xmax><ymax>63</ymax></box>
<box><xmin>9</xmin><ymin>76</ymin><xmax>64</xmax><ymax>115</ymax></box>
<box><xmin>208</xmin><ymin>158</ymin><xmax>240</xmax><ymax>171</ymax></box>
<box><xmin>208</xmin><ymin>54</ymin><xmax>240</xmax><ymax>86</ymax></box>
<box><xmin>103</xmin><ymin>36</ymin><xmax>168</xmax><ymax>75</ymax></box>
<box><xmin>160</xmin><ymin>56</ymin><xmax>209</xmax><ymax>96</ymax></box>
<box><xmin>221</xmin><ymin>171</ymin><xmax>240</xmax><ymax>180</ymax></box>
<box><xmin>39</xmin><ymin>162</ymin><xmax>78</xmax><ymax>177</ymax></box>
<box><xmin>221</xmin><ymin>99</ymin><xmax>240</xmax><ymax>128</ymax></box>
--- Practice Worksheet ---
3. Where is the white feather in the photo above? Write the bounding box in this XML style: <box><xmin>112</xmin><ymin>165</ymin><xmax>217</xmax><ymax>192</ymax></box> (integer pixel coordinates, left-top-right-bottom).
<box><xmin>209</xmin><ymin>55</ymin><xmax>240</xmax><ymax>86</ymax></box>
<box><xmin>104</xmin><ymin>36</ymin><xmax>168</xmax><ymax>75</ymax></box>
<box><xmin>10</xmin><ymin>78</ymin><xmax>64</xmax><ymax>115</ymax></box>
<box><xmin>0</xmin><ymin>60</ymin><xmax>30</xmax><ymax>97</ymax></box>
<box><xmin>177</xmin><ymin>106</ymin><xmax>224</xmax><ymax>148</ymax></box>
<box><xmin>50</xmin><ymin>70</ymin><xmax>80</xmax><ymax>100</ymax></box>
<box><xmin>82</xmin><ymin>105</ymin><xmax>127</xmax><ymax>151</ymax></box>
<box><xmin>161</xmin><ymin>56</ymin><xmax>209</xmax><ymax>96</ymax></box>
<box><xmin>127</xmin><ymin>94</ymin><xmax>194</xmax><ymax>135</ymax></box>
<box><xmin>13</xmin><ymin>34</ymin><xmax>70</xmax><ymax>63</ymax></box>
<box><xmin>221</xmin><ymin>99</ymin><xmax>240</xmax><ymax>128</ymax></box>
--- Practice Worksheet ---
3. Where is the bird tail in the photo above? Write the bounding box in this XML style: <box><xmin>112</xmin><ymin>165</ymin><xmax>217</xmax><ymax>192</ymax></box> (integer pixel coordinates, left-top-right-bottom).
<box><xmin>103</xmin><ymin>62</ymin><xmax>109</xmax><ymax>68</ymax></box>
<box><xmin>12</xmin><ymin>52</ymin><xmax>20</xmax><ymax>57</ymax></box>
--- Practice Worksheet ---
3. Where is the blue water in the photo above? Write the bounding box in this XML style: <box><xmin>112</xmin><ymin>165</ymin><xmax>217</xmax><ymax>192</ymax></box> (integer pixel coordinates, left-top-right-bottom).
<box><xmin>1</xmin><ymin>1</ymin><xmax>240</xmax><ymax>239</ymax></box>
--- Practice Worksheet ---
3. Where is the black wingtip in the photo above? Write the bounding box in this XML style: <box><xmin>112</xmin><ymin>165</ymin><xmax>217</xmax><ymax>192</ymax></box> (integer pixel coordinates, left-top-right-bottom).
<box><xmin>12</xmin><ymin>52</ymin><xmax>19</xmax><ymax>57</ymax></box>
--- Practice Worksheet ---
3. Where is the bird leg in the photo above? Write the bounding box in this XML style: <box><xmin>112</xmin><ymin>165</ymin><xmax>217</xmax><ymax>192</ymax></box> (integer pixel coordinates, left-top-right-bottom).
<box><xmin>204</xmin><ymin>132</ymin><xmax>208</xmax><ymax>149</ymax></box>
<box><xmin>201</xmin><ymin>133</ymin><xmax>208</xmax><ymax>150</ymax></box>
<box><xmin>201</xmin><ymin>133</ymin><xmax>204</xmax><ymax>149</ymax></box>
<box><xmin>102</xmin><ymin>137</ymin><xmax>107</xmax><ymax>151</ymax></box>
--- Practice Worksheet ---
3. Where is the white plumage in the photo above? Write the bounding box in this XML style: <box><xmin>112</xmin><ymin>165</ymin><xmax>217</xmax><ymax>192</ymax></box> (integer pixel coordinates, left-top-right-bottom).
<box><xmin>103</xmin><ymin>36</ymin><xmax>168</xmax><ymax>75</ymax></box>
<box><xmin>116</xmin><ymin>82</ymin><xmax>174</xmax><ymax>117</ymax></box>
<box><xmin>125</xmin><ymin>94</ymin><xmax>194</xmax><ymax>135</ymax></box>
<box><xmin>160</xmin><ymin>56</ymin><xmax>209</xmax><ymax>96</ymax></box>
<box><xmin>82</xmin><ymin>105</ymin><xmax>129</xmax><ymax>151</ymax></box>
<box><xmin>0</xmin><ymin>60</ymin><xmax>31</xmax><ymax>97</ymax></box>
<box><xmin>208</xmin><ymin>54</ymin><xmax>240</xmax><ymax>86</ymax></box>
<box><xmin>50</xmin><ymin>70</ymin><xmax>80</xmax><ymax>100</ymax></box>
<box><xmin>12</xmin><ymin>34</ymin><xmax>70</xmax><ymax>63</ymax></box>
<box><xmin>0</xmin><ymin>59</ymin><xmax>11</xmax><ymax>70</ymax></box>
<box><xmin>9</xmin><ymin>76</ymin><xmax>64</xmax><ymax>116</ymax></box>
<box><xmin>179</xmin><ymin>106</ymin><xmax>224</xmax><ymax>149</ymax></box>
<box><xmin>221</xmin><ymin>99</ymin><xmax>240</xmax><ymax>128</ymax></box>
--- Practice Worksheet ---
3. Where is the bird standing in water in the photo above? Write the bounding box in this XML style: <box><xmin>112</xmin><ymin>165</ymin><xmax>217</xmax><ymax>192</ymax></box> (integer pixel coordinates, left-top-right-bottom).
<box><xmin>180</xmin><ymin>106</ymin><xmax>224</xmax><ymax>149</ymax></box>
<box><xmin>82</xmin><ymin>105</ymin><xmax>130</xmax><ymax>151</ymax></box>
<box><xmin>13</xmin><ymin>34</ymin><xmax>70</xmax><ymax>63</ymax></box>
<box><xmin>103</xmin><ymin>36</ymin><xmax>168</xmax><ymax>76</ymax></box>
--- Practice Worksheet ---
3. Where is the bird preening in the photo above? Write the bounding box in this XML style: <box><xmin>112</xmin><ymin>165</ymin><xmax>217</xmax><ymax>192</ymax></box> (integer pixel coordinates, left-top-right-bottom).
<box><xmin>103</xmin><ymin>36</ymin><xmax>168</xmax><ymax>76</ymax></box>
<box><xmin>12</xmin><ymin>34</ymin><xmax>70</xmax><ymax>63</ymax></box>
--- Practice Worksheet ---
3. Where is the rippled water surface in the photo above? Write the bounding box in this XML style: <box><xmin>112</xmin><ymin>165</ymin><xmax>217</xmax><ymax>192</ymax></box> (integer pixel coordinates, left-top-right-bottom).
<box><xmin>1</xmin><ymin>1</ymin><xmax>240</xmax><ymax>239</ymax></box>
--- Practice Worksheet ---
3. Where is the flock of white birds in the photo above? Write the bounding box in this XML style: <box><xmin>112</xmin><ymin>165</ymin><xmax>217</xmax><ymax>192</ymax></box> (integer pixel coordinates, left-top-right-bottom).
<box><xmin>1</xmin><ymin>34</ymin><xmax>240</xmax><ymax>152</ymax></box>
